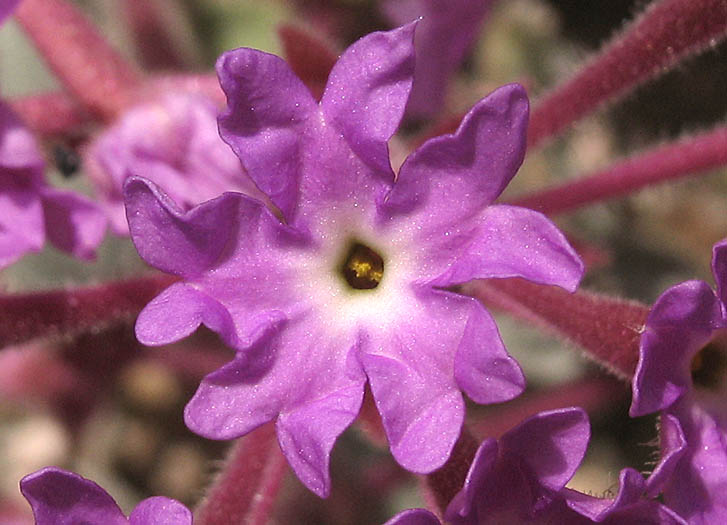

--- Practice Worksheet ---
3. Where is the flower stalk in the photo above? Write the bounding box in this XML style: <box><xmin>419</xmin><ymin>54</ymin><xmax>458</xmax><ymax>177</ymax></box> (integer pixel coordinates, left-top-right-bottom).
<box><xmin>527</xmin><ymin>0</ymin><xmax>727</xmax><ymax>148</ymax></box>
<box><xmin>510</xmin><ymin>125</ymin><xmax>727</xmax><ymax>214</ymax></box>
<box><xmin>464</xmin><ymin>278</ymin><xmax>649</xmax><ymax>380</ymax></box>
<box><xmin>0</xmin><ymin>275</ymin><xmax>175</xmax><ymax>349</ymax></box>
<box><xmin>195</xmin><ymin>423</ymin><xmax>288</xmax><ymax>525</ymax></box>
<box><xmin>15</xmin><ymin>0</ymin><xmax>141</xmax><ymax>121</ymax></box>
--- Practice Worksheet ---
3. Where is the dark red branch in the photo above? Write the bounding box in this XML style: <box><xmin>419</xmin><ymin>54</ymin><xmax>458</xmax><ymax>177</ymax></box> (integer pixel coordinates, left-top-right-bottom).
<box><xmin>15</xmin><ymin>0</ymin><xmax>141</xmax><ymax>121</ymax></box>
<box><xmin>195</xmin><ymin>423</ymin><xmax>287</xmax><ymax>525</ymax></box>
<box><xmin>510</xmin><ymin>125</ymin><xmax>727</xmax><ymax>214</ymax></box>
<box><xmin>527</xmin><ymin>0</ymin><xmax>727</xmax><ymax>148</ymax></box>
<box><xmin>465</xmin><ymin>279</ymin><xmax>649</xmax><ymax>380</ymax></box>
<box><xmin>0</xmin><ymin>275</ymin><xmax>175</xmax><ymax>349</ymax></box>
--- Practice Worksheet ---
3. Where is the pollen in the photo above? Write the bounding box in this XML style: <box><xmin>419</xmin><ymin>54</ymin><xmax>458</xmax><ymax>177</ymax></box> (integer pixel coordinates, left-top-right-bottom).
<box><xmin>341</xmin><ymin>242</ymin><xmax>385</xmax><ymax>290</ymax></box>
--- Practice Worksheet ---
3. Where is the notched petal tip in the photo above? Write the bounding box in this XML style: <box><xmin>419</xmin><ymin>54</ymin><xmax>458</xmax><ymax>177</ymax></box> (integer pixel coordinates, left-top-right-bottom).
<box><xmin>320</xmin><ymin>22</ymin><xmax>417</xmax><ymax>176</ymax></box>
<box><xmin>124</xmin><ymin>176</ymin><xmax>248</xmax><ymax>279</ymax></box>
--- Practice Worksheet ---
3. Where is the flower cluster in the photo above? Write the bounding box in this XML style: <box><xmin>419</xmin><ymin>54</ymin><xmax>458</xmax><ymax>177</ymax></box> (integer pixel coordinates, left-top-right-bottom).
<box><xmin>1</xmin><ymin>0</ymin><xmax>726</xmax><ymax>524</ymax></box>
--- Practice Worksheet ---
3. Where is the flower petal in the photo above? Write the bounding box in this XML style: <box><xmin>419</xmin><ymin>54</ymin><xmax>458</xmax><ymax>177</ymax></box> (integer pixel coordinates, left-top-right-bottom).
<box><xmin>645</xmin><ymin>413</ymin><xmax>687</xmax><ymax>498</ymax></box>
<box><xmin>20</xmin><ymin>467</ymin><xmax>127</xmax><ymax>525</ymax></box>
<box><xmin>184</xmin><ymin>314</ymin><xmax>365</xmax><ymax>496</ymax></box>
<box><xmin>499</xmin><ymin>407</ymin><xmax>590</xmax><ymax>492</ymax></box>
<box><xmin>217</xmin><ymin>48</ymin><xmax>317</xmax><ymax>220</ymax></box>
<box><xmin>381</xmin><ymin>83</ymin><xmax>528</xmax><ymax>223</ymax></box>
<box><xmin>454</xmin><ymin>297</ymin><xmax>525</xmax><ymax>404</ymax></box>
<box><xmin>662</xmin><ymin>398</ymin><xmax>727</xmax><ymax>524</ymax></box>
<box><xmin>124</xmin><ymin>176</ymin><xmax>253</xmax><ymax>279</ymax></box>
<box><xmin>39</xmin><ymin>187</ymin><xmax>107</xmax><ymax>259</ymax></box>
<box><xmin>362</xmin><ymin>289</ymin><xmax>479</xmax><ymax>473</ymax></box>
<box><xmin>129</xmin><ymin>497</ymin><xmax>192</xmax><ymax>525</ymax></box>
<box><xmin>362</xmin><ymin>352</ymin><xmax>464</xmax><ymax>473</ymax></box>
<box><xmin>384</xmin><ymin>508</ymin><xmax>442</xmax><ymax>525</ymax></box>
<box><xmin>445</xmin><ymin>438</ymin><xmax>499</xmax><ymax>522</ymax></box>
<box><xmin>277</xmin><ymin>381</ymin><xmax>364</xmax><ymax>497</ymax></box>
<box><xmin>712</xmin><ymin>238</ymin><xmax>727</xmax><ymax>308</ymax></box>
<box><xmin>0</xmin><ymin>170</ymin><xmax>44</xmax><ymax>268</ymax></box>
<box><xmin>630</xmin><ymin>280</ymin><xmax>723</xmax><ymax>417</ymax></box>
<box><xmin>320</xmin><ymin>23</ymin><xmax>416</xmax><ymax>176</ymax></box>
<box><xmin>427</xmin><ymin>204</ymin><xmax>584</xmax><ymax>291</ymax></box>
<box><xmin>136</xmin><ymin>282</ymin><xmax>238</xmax><ymax>347</ymax></box>
<box><xmin>565</xmin><ymin>468</ymin><xmax>646</xmax><ymax>520</ymax></box>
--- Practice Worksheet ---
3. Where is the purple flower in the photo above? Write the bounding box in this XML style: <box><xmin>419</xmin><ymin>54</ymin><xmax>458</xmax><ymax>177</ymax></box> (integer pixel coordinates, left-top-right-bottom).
<box><xmin>20</xmin><ymin>466</ymin><xmax>191</xmax><ymax>525</ymax></box>
<box><xmin>386</xmin><ymin>408</ymin><xmax>685</xmax><ymax>525</ymax></box>
<box><xmin>630</xmin><ymin>239</ymin><xmax>727</xmax><ymax>524</ymax></box>
<box><xmin>381</xmin><ymin>0</ymin><xmax>492</xmax><ymax>119</ymax></box>
<box><xmin>124</xmin><ymin>24</ymin><xmax>583</xmax><ymax>497</ymax></box>
<box><xmin>0</xmin><ymin>0</ymin><xmax>19</xmax><ymax>23</ymax></box>
<box><xmin>0</xmin><ymin>102</ymin><xmax>106</xmax><ymax>268</ymax></box>
<box><xmin>86</xmin><ymin>92</ymin><xmax>263</xmax><ymax>235</ymax></box>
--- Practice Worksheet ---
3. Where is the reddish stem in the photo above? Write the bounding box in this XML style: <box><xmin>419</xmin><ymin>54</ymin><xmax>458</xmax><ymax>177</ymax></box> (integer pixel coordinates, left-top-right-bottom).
<box><xmin>0</xmin><ymin>274</ymin><xmax>175</xmax><ymax>349</ymax></box>
<box><xmin>15</xmin><ymin>0</ymin><xmax>141</xmax><ymax>121</ymax></box>
<box><xmin>195</xmin><ymin>423</ymin><xmax>288</xmax><ymax>525</ymax></box>
<box><xmin>527</xmin><ymin>0</ymin><xmax>727</xmax><ymax>148</ymax></box>
<box><xmin>510</xmin><ymin>125</ymin><xmax>727</xmax><ymax>214</ymax></box>
<box><xmin>464</xmin><ymin>279</ymin><xmax>649</xmax><ymax>380</ymax></box>
<box><xmin>278</xmin><ymin>24</ymin><xmax>338</xmax><ymax>100</ymax></box>
<box><xmin>426</xmin><ymin>426</ymin><xmax>478</xmax><ymax>513</ymax></box>
<box><xmin>9</xmin><ymin>92</ymin><xmax>90</xmax><ymax>138</ymax></box>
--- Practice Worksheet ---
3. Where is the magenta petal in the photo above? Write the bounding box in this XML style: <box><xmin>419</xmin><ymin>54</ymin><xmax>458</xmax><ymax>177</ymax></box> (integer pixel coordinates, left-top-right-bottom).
<box><xmin>20</xmin><ymin>467</ymin><xmax>127</xmax><ymax>525</ymax></box>
<box><xmin>0</xmin><ymin>172</ymin><xmax>44</xmax><ymax>268</ymax></box>
<box><xmin>446</xmin><ymin>438</ymin><xmax>499</xmax><ymax>522</ymax></box>
<box><xmin>644</xmin><ymin>413</ymin><xmax>687</xmax><ymax>498</ymax></box>
<box><xmin>124</xmin><ymin>177</ymin><xmax>250</xmax><ymax>278</ymax></box>
<box><xmin>0</xmin><ymin>0</ymin><xmax>19</xmax><ymax>23</ymax></box>
<box><xmin>136</xmin><ymin>282</ymin><xmax>238</xmax><ymax>347</ymax></box>
<box><xmin>217</xmin><ymin>48</ymin><xmax>317</xmax><ymax>220</ymax></box>
<box><xmin>565</xmin><ymin>468</ymin><xmax>646</xmax><ymax>520</ymax></box>
<box><xmin>384</xmin><ymin>508</ymin><xmax>442</xmax><ymax>525</ymax></box>
<box><xmin>363</xmin><ymin>352</ymin><xmax>464</xmax><ymax>473</ymax></box>
<box><xmin>500</xmin><ymin>407</ymin><xmax>590</xmax><ymax>492</ymax></box>
<box><xmin>185</xmin><ymin>318</ymin><xmax>365</xmax><ymax>491</ymax></box>
<box><xmin>382</xmin><ymin>83</ymin><xmax>528</xmax><ymax>221</ymax></box>
<box><xmin>276</xmin><ymin>382</ymin><xmax>364</xmax><ymax>497</ymax></box>
<box><xmin>712</xmin><ymin>238</ymin><xmax>727</xmax><ymax>307</ymax></box>
<box><xmin>429</xmin><ymin>204</ymin><xmax>584</xmax><ymax>290</ymax></box>
<box><xmin>454</xmin><ymin>298</ymin><xmax>525</xmax><ymax>404</ymax></box>
<box><xmin>128</xmin><ymin>497</ymin><xmax>192</xmax><ymax>525</ymax></box>
<box><xmin>662</xmin><ymin>399</ymin><xmax>727</xmax><ymax>523</ymax></box>
<box><xmin>320</xmin><ymin>23</ymin><xmax>416</xmax><ymax>176</ymax></box>
<box><xmin>630</xmin><ymin>280</ymin><xmax>723</xmax><ymax>417</ymax></box>
<box><xmin>39</xmin><ymin>188</ymin><xmax>107</xmax><ymax>259</ymax></box>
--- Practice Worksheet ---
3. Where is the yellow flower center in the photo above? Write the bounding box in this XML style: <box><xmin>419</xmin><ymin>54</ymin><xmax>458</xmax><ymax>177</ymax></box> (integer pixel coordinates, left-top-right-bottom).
<box><xmin>341</xmin><ymin>242</ymin><xmax>385</xmax><ymax>290</ymax></box>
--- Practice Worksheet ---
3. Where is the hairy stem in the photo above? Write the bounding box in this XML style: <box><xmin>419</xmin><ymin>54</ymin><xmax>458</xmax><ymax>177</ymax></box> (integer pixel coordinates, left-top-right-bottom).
<box><xmin>510</xmin><ymin>125</ymin><xmax>727</xmax><ymax>214</ymax></box>
<box><xmin>464</xmin><ymin>279</ymin><xmax>649</xmax><ymax>380</ymax></box>
<box><xmin>195</xmin><ymin>423</ymin><xmax>287</xmax><ymax>525</ymax></box>
<box><xmin>15</xmin><ymin>0</ymin><xmax>141</xmax><ymax>121</ymax></box>
<box><xmin>527</xmin><ymin>0</ymin><xmax>727</xmax><ymax>148</ymax></box>
<box><xmin>0</xmin><ymin>275</ymin><xmax>175</xmax><ymax>349</ymax></box>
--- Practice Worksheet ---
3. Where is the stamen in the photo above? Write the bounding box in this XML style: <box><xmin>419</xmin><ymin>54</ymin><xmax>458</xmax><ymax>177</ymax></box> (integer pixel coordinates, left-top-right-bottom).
<box><xmin>341</xmin><ymin>243</ymin><xmax>384</xmax><ymax>290</ymax></box>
